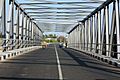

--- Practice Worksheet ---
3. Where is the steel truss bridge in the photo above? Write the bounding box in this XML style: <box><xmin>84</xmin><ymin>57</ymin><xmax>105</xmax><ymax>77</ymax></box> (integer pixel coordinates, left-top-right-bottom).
<box><xmin>0</xmin><ymin>0</ymin><xmax>120</xmax><ymax>80</ymax></box>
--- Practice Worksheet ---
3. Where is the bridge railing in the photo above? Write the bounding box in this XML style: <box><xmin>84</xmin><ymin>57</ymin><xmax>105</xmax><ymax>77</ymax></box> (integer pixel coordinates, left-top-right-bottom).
<box><xmin>0</xmin><ymin>0</ymin><xmax>43</xmax><ymax>52</ymax></box>
<box><xmin>68</xmin><ymin>43</ymin><xmax>120</xmax><ymax>59</ymax></box>
<box><xmin>68</xmin><ymin>0</ymin><xmax>120</xmax><ymax>60</ymax></box>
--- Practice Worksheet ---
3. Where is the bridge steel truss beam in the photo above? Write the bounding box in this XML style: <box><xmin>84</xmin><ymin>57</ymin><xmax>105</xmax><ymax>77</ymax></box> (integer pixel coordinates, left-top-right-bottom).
<box><xmin>68</xmin><ymin>0</ymin><xmax>120</xmax><ymax>60</ymax></box>
<box><xmin>0</xmin><ymin>0</ymin><xmax>43</xmax><ymax>52</ymax></box>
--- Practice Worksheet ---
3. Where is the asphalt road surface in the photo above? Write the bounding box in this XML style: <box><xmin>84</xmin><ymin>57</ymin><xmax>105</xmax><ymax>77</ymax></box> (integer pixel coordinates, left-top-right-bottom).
<box><xmin>0</xmin><ymin>44</ymin><xmax>120</xmax><ymax>80</ymax></box>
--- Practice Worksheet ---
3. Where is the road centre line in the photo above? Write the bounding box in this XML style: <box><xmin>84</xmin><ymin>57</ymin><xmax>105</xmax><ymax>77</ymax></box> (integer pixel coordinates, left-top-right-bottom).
<box><xmin>54</xmin><ymin>45</ymin><xmax>63</xmax><ymax>80</ymax></box>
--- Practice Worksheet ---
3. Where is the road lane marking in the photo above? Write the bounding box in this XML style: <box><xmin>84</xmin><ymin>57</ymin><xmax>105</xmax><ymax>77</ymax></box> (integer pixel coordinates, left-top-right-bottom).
<box><xmin>54</xmin><ymin>45</ymin><xmax>63</xmax><ymax>80</ymax></box>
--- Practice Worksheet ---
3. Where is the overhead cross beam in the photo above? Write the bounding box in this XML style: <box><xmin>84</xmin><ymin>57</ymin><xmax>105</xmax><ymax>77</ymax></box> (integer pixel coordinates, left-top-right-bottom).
<box><xmin>24</xmin><ymin>7</ymin><xmax>96</xmax><ymax>10</ymax></box>
<box><xmin>32</xmin><ymin>17</ymin><xmax>82</xmax><ymax>19</ymax></box>
<box><xmin>26</xmin><ymin>11</ymin><xmax>91</xmax><ymax>14</ymax></box>
<box><xmin>29</xmin><ymin>14</ymin><xmax>88</xmax><ymax>16</ymax></box>
<box><xmin>19</xmin><ymin>1</ymin><xmax>104</xmax><ymax>5</ymax></box>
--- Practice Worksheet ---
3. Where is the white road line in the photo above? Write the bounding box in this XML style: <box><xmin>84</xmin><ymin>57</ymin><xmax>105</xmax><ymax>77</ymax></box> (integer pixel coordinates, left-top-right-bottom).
<box><xmin>54</xmin><ymin>45</ymin><xmax>63</xmax><ymax>80</ymax></box>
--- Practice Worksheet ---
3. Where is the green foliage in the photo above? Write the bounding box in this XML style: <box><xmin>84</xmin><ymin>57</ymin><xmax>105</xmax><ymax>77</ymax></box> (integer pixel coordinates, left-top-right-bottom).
<box><xmin>42</xmin><ymin>34</ymin><xmax>58</xmax><ymax>43</ymax></box>
<box><xmin>44</xmin><ymin>39</ymin><xmax>49</xmax><ymax>43</ymax></box>
<box><xmin>43</xmin><ymin>34</ymin><xmax>57</xmax><ymax>38</ymax></box>
<box><xmin>44</xmin><ymin>39</ymin><xmax>58</xmax><ymax>43</ymax></box>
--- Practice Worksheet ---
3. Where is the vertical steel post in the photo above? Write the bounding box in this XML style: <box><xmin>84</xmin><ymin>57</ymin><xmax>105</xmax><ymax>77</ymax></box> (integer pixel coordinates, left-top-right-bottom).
<box><xmin>32</xmin><ymin>22</ymin><xmax>34</xmax><ymax>46</ymax></box>
<box><xmin>98</xmin><ymin>11</ymin><xmax>101</xmax><ymax>54</ymax></box>
<box><xmin>92</xmin><ymin>15</ymin><xmax>95</xmax><ymax>53</ymax></box>
<box><xmin>88</xmin><ymin>18</ymin><xmax>91</xmax><ymax>51</ymax></box>
<box><xmin>85</xmin><ymin>21</ymin><xmax>87</xmax><ymax>51</ymax></box>
<box><xmin>19</xmin><ymin>11</ymin><xmax>23</xmax><ymax>48</ymax></box>
<box><xmin>26</xmin><ymin>18</ymin><xmax>30</xmax><ymax>47</ymax></box>
<box><xmin>101</xmin><ymin>8</ymin><xmax>106</xmax><ymax>55</ymax></box>
<box><xmin>105</xmin><ymin>6</ymin><xmax>110</xmax><ymax>57</ymax></box>
<box><xmin>0</xmin><ymin>0</ymin><xmax>6</xmax><ymax>51</ymax></box>
<box><xmin>13</xmin><ymin>6</ymin><xmax>17</xmax><ymax>49</ymax></box>
<box><xmin>30</xmin><ymin>22</ymin><xmax>32</xmax><ymax>46</ymax></box>
<box><xmin>109</xmin><ymin>2</ymin><xmax>116</xmax><ymax>58</ymax></box>
<box><xmin>16</xmin><ymin>7</ymin><xmax>20</xmax><ymax>49</ymax></box>
<box><xmin>115</xmin><ymin>0</ymin><xmax>120</xmax><ymax>59</ymax></box>
<box><xmin>21</xmin><ymin>12</ymin><xmax>24</xmax><ymax>48</ymax></box>
<box><xmin>81</xmin><ymin>24</ymin><xmax>84</xmax><ymax>50</ymax></box>
<box><xmin>11</xmin><ymin>0</ymin><xmax>14</xmax><ymax>49</ymax></box>
<box><xmin>83</xmin><ymin>22</ymin><xmax>85</xmax><ymax>50</ymax></box>
<box><xmin>6</xmin><ymin>1</ymin><xmax>12</xmax><ymax>50</ymax></box>
<box><xmin>95</xmin><ymin>13</ymin><xmax>98</xmax><ymax>53</ymax></box>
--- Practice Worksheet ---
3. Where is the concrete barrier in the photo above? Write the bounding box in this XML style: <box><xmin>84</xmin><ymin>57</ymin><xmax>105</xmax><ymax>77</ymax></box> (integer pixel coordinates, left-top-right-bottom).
<box><xmin>0</xmin><ymin>46</ymin><xmax>41</xmax><ymax>61</ymax></box>
<box><xmin>70</xmin><ymin>48</ymin><xmax>120</xmax><ymax>68</ymax></box>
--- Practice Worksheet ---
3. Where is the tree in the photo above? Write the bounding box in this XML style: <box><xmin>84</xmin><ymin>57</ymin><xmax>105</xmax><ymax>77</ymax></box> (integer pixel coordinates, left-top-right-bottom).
<box><xmin>43</xmin><ymin>34</ymin><xmax>57</xmax><ymax>38</ymax></box>
<box><xmin>0</xmin><ymin>32</ymin><xmax>2</xmax><ymax>38</ymax></box>
<box><xmin>57</xmin><ymin>36</ymin><xmax>66</xmax><ymax>42</ymax></box>
<box><xmin>53</xmin><ymin>34</ymin><xmax>57</xmax><ymax>38</ymax></box>
<box><xmin>42</xmin><ymin>34</ymin><xmax>58</xmax><ymax>43</ymax></box>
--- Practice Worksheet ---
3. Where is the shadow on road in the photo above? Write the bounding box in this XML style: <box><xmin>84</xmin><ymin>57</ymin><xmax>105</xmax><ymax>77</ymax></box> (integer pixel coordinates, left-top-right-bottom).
<box><xmin>0</xmin><ymin>76</ymin><xmax>58</xmax><ymax>80</ymax></box>
<box><xmin>62</xmin><ymin>48</ymin><xmax>120</xmax><ymax>76</ymax></box>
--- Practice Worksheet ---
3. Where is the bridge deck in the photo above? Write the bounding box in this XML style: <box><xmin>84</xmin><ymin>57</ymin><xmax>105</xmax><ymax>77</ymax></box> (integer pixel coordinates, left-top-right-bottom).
<box><xmin>0</xmin><ymin>44</ymin><xmax>119</xmax><ymax>80</ymax></box>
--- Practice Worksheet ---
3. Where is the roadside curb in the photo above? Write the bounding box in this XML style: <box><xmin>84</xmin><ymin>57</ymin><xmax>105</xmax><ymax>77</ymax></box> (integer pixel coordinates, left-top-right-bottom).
<box><xmin>0</xmin><ymin>46</ymin><xmax>41</xmax><ymax>61</ymax></box>
<box><xmin>69</xmin><ymin>48</ymin><xmax>120</xmax><ymax>68</ymax></box>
